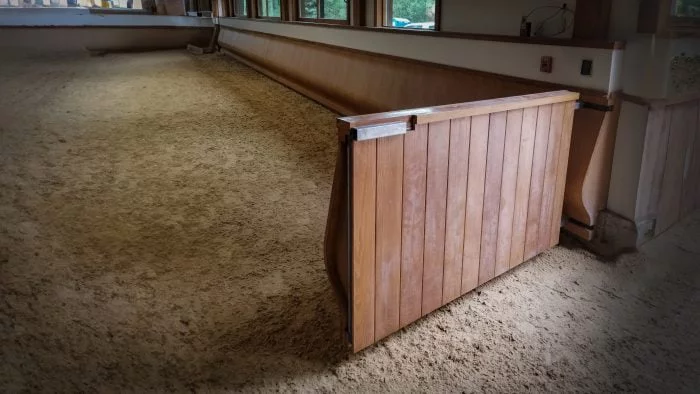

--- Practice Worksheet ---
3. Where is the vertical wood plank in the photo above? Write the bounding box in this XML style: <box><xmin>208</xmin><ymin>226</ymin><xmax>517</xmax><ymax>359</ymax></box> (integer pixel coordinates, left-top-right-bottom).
<box><xmin>524</xmin><ymin>104</ymin><xmax>552</xmax><ymax>260</ymax></box>
<box><xmin>495</xmin><ymin>109</ymin><xmax>523</xmax><ymax>276</ymax></box>
<box><xmin>478</xmin><ymin>111</ymin><xmax>507</xmax><ymax>285</ymax></box>
<box><xmin>399</xmin><ymin>124</ymin><xmax>428</xmax><ymax>327</ymax></box>
<box><xmin>442</xmin><ymin>117</ymin><xmax>471</xmax><ymax>304</ymax></box>
<box><xmin>462</xmin><ymin>114</ymin><xmax>490</xmax><ymax>293</ymax></box>
<box><xmin>374</xmin><ymin>135</ymin><xmax>404</xmax><ymax>341</ymax></box>
<box><xmin>538</xmin><ymin>103</ymin><xmax>565</xmax><ymax>252</ymax></box>
<box><xmin>422</xmin><ymin>121</ymin><xmax>450</xmax><ymax>315</ymax></box>
<box><xmin>635</xmin><ymin>107</ymin><xmax>670</xmax><ymax>221</ymax></box>
<box><xmin>657</xmin><ymin>103</ymin><xmax>694</xmax><ymax>235</ymax></box>
<box><xmin>352</xmin><ymin>139</ymin><xmax>377</xmax><ymax>352</ymax></box>
<box><xmin>681</xmin><ymin>101</ymin><xmax>699</xmax><ymax>216</ymax></box>
<box><xmin>510</xmin><ymin>107</ymin><xmax>538</xmax><ymax>268</ymax></box>
<box><xmin>550</xmin><ymin>101</ymin><xmax>577</xmax><ymax>246</ymax></box>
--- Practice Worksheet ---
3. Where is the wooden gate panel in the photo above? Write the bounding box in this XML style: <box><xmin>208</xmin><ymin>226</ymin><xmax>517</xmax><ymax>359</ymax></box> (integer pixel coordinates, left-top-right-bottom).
<box><xmin>329</xmin><ymin>91</ymin><xmax>579</xmax><ymax>352</ymax></box>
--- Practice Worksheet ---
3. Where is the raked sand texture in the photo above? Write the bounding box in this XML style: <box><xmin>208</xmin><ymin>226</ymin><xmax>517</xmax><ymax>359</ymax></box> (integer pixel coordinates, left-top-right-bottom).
<box><xmin>1</xmin><ymin>50</ymin><xmax>699</xmax><ymax>392</ymax></box>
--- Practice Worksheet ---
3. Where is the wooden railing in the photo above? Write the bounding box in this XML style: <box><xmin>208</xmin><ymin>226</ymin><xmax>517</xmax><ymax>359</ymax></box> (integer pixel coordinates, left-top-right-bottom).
<box><xmin>325</xmin><ymin>91</ymin><xmax>579</xmax><ymax>352</ymax></box>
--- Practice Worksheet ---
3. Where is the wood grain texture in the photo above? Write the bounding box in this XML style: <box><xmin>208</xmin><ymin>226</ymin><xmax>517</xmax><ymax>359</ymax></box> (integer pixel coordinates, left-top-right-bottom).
<box><xmin>374</xmin><ymin>135</ymin><xmax>404</xmax><ymax>341</ymax></box>
<box><xmin>680</xmin><ymin>102</ymin><xmax>699</xmax><ymax>217</ymax></box>
<box><xmin>422</xmin><ymin>121</ymin><xmax>450</xmax><ymax>316</ymax></box>
<box><xmin>442</xmin><ymin>117</ymin><xmax>471</xmax><ymax>304</ymax></box>
<box><xmin>333</xmin><ymin>95</ymin><xmax>579</xmax><ymax>352</ymax></box>
<box><xmin>399</xmin><ymin>124</ymin><xmax>428</xmax><ymax>327</ymax></box>
<box><xmin>538</xmin><ymin>103</ymin><xmax>565</xmax><ymax>251</ymax></box>
<box><xmin>462</xmin><ymin>114</ymin><xmax>490</xmax><ymax>294</ymax></box>
<box><xmin>656</xmin><ymin>103</ymin><xmax>695</xmax><ymax>235</ymax></box>
<box><xmin>635</xmin><ymin>107</ymin><xmax>670</xmax><ymax>222</ymax></box>
<box><xmin>324</xmin><ymin>141</ymin><xmax>350</xmax><ymax>315</ymax></box>
<box><xmin>550</xmin><ymin>102</ymin><xmax>576</xmax><ymax>246</ymax></box>
<box><xmin>495</xmin><ymin>109</ymin><xmax>523</xmax><ymax>276</ymax></box>
<box><xmin>478</xmin><ymin>111</ymin><xmax>507</xmax><ymax>285</ymax></box>
<box><xmin>524</xmin><ymin>104</ymin><xmax>552</xmax><ymax>260</ymax></box>
<box><xmin>351</xmin><ymin>139</ymin><xmax>377</xmax><ymax>352</ymax></box>
<box><xmin>510</xmin><ymin>107</ymin><xmax>538</xmax><ymax>268</ymax></box>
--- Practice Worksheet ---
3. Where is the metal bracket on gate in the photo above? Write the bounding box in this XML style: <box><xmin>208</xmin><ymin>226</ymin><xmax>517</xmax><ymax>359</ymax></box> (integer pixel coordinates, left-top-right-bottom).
<box><xmin>350</xmin><ymin>116</ymin><xmax>417</xmax><ymax>141</ymax></box>
<box><xmin>575</xmin><ymin>100</ymin><xmax>614</xmax><ymax>112</ymax></box>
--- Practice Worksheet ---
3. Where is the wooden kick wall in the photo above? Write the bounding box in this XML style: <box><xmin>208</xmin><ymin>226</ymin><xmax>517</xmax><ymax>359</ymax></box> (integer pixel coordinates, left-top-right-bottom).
<box><xmin>636</xmin><ymin>98</ymin><xmax>700</xmax><ymax>236</ymax></box>
<box><xmin>327</xmin><ymin>91</ymin><xmax>579</xmax><ymax>351</ymax></box>
<box><xmin>219</xmin><ymin>25</ymin><xmax>619</xmax><ymax>238</ymax></box>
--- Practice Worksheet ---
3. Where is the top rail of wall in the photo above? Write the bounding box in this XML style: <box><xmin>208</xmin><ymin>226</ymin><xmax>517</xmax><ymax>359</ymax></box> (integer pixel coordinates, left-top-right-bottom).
<box><xmin>338</xmin><ymin>91</ymin><xmax>580</xmax><ymax>138</ymax></box>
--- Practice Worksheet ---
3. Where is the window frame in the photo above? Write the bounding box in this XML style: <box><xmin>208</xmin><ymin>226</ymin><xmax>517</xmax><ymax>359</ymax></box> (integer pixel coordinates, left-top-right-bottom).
<box><xmin>256</xmin><ymin>0</ymin><xmax>282</xmax><ymax>19</ymax></box>
<box><xmin>296</xmin><ymin>0</ymin><xmax>350</xmax><ymax>25</ymax></box>
<box><xmin>377</xmin><ymin>0</ymin><xmax>441</xmax><ymax>31</ymax></box>
<box><xmin>231</xmin><ymin>0</ymin><xmax>249</xmax><ymax>17</ymax></box>
<box><xmin>639</xmin><ymin>0</ymin><xmax>700</xmax><ymax>35</ymax></box>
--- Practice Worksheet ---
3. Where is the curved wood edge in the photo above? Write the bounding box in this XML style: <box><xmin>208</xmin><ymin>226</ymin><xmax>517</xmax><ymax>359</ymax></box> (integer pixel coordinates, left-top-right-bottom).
<box><xmin>324</xmin><ymin>141</ymin><xmax>350</xmax><ymax>321</ymax></box>
<box><xmin>563</xmin><ymin>93</ymin><xmax>621</xmax><ymax>228</ymax></box>
<box><xmin>582</xmin><ymin>94</ymin><xmax>622</xmax><ymax>224</ymax></box>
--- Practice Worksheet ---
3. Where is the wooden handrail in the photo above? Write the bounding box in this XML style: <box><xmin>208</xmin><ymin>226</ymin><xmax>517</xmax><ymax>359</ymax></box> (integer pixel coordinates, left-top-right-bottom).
<box><xmin>338</xmin><ymin>91</ymin><xmax>580</xmax><ymax>138</ymax></box>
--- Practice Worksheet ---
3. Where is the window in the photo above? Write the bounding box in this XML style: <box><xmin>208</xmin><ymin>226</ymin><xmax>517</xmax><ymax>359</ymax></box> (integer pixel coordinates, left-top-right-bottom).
<box><xmin>257</xmin><ymin>0</ymin><xmax>280</xmax><ymax>17</ymax></box>
<box><xmin>233</xmin><ymin>0</ymin><xmax>247</xmax><ymax>16</ymax></box>
<box><xmin>0</xmin><ymin>0</ymin><xmax>144</xmax><ymax>8</ymax></box>
<box><xmin>299</xmin><ymin>0</ymin><xmax>348</xmax><ymax>21</ymax></box>
<box><xmin>672</xmin><ymin>0</ymin><xmax>700</xmax><ymax>17</ymax></box>
<box><xmin>384</xmin><ymin>0</ymin><xmax>437</xmax><ymax>30</ymax></box>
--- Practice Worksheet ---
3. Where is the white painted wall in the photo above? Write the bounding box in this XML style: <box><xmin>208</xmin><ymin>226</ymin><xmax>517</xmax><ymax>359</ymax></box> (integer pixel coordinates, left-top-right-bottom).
<box><xmin>441</xmin><ymin>0</ymin><xmax>576</xmax><ymax>38</ymax></box>
<box><xmin>219</xmin><ymin>18</ymin><xmax>615</xmax><ymax>92</ymax></box>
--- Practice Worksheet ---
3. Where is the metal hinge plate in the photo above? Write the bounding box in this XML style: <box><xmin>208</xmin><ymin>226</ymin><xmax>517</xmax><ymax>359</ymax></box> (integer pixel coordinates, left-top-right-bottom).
<box><xmin>352</xmin><ymin>122</ymin><xmax>410</xmax><ymax>141</ymax></box>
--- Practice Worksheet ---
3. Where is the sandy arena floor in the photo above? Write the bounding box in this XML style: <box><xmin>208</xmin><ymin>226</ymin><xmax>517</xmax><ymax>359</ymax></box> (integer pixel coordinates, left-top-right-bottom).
<box><xmin>1</xmin><ymin>50</ymin><xmax>699</xmax><ymax>393</ymax></box>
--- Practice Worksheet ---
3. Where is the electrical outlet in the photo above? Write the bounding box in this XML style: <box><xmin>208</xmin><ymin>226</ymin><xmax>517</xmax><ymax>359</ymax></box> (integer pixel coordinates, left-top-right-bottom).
<box><xmin>581</xmin><ymin>59</ymin><xmax>593</xmax><ymax>76</ymax></box>
<box><xmin>540</xmin><ymin>56</ymin><xmax>553</xmax><ymax>73</ymax></box>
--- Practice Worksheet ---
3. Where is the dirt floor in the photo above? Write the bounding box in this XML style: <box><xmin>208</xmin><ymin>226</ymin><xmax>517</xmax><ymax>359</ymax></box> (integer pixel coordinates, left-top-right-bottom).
<box><xmin>1</xmin><ymin>50</ymin><xmax>699</xmax><ymax>393</ymax></box>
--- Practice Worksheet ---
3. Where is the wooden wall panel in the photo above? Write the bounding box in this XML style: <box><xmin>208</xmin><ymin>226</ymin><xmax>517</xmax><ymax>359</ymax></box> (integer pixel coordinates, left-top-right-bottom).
<box><xmin>478</xmin><ymin>112</ymin><xmax>507</xmax><ymax>285</ymax></box>
<box><xmin>328</xmin><ymin>92</ymin><xmax>579</xmax><ymax>352</ymax></box>
<box><xmin>550</xmin><ymin>102</ymin><xmax>577</xmax><ymax>246</ymax></box>
<box><xmin>680</xmin><ymin>102</ymin><xmax>700</xmax><ymax>217</ymax></box>
<box><xmin>656</xmin><ymin>103</ymin><xmax>696</xmax><ymax>235</ymax></box>
<box><xmin>421</xmin><ymin>121</ymin><xmax>450</xmax><ymax>315</ymax></box>
<box><xmin>462</xmin><ymin>114</ymin><xmax>490</xmax><ymax>294</ymax></box>
<box><xmin>351</xmin><ymin>139</ymin><xmax>377</xmax><ymax>352</ymax></box>
<box><xmin>220</xmin><ymin>27</ymin><xmax>616</xmax><ymax>237</ymax></box>
<box><xmin>510</xmin><ymin>107</ymin><xmax>538</xmax><ymax>268</ymax></box>
<box><xmin>399</xmin><ymin>125</ymin><xmax>428</xmax><ymax>327</ymax></box>
<box><xmin>538</xmin><ymin>103</ymin><xmax>565</xmax><ymax>251</ymax></box>
<box><xmin>525</xmin><ymin>105</ymin><xmax>553</xmax><ymax>260</ymax></box>
<box><xmin>442</xmin><ymin>118</ymin><xmax>471</xmax><ymax>304</ymax></box>
<box><xmin>495</xmin><ymin>109</ymin><xmax>523</xmax><ymax>276</ymax></box>
<box><xmin>374</xmin><ymin>135</ymin><xmax>404</xmax><ymax>341</ymax></box>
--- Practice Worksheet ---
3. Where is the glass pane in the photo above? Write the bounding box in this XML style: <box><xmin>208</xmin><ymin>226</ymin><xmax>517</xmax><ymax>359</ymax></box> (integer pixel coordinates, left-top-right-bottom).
<box><xmin>236</xmin><ymin>0</ymin><xmax>247</xmax><ymax>16</ymax></box>
<box><xmin>320</xmin><ymin>0</ymin><xmax>346</xmax><ymax>19</ymax></box>
<box><xmin>258</xmin><ymin>0</ymin><xmax>280</xmax><ymax>17</ymax></box>
<box><xmin>300</xmin><ymin>0</ymin><xmax>317</xmax><ymax>18</ymax></box>
<box><xmin>389</xmin><ymin>0</ymin><xmax>436</xmax><ymax>30</ymax></box>
<box><xmin>672</xmin><ymin>0</ymin><xmax>700</xmax><ymax>17</ymax></box>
